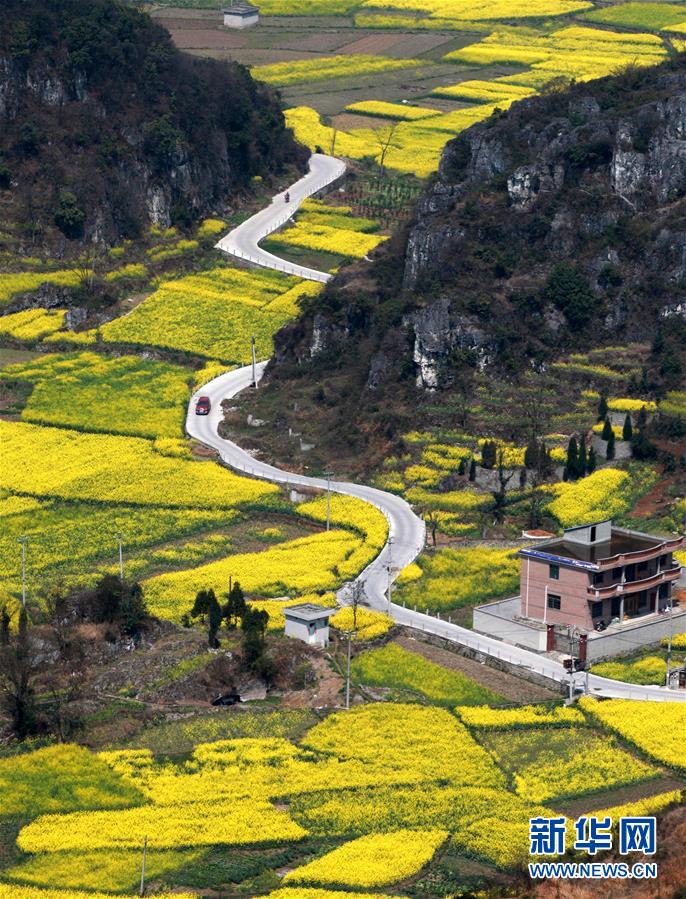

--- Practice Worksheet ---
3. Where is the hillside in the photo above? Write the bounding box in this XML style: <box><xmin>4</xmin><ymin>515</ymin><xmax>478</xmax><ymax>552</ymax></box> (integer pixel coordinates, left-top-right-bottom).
<box><xmin>244</xmin><ymin>56</ymin><xmax>686</xmax><ymax>469</ymax></box>
<box><xmin>0</xmin><ymin>0</ymin><xmax>306</xmax><ymax>254</ymax></box>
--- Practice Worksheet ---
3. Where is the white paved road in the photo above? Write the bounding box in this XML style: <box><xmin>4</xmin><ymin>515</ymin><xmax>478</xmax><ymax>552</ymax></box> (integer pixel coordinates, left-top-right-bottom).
<box><xmin>215</xmin><ymin>153</ymin><xmax>346</xmax><ymax>283</ymax></box>
<box><xmin>189</xmin><ymin>155</ymin><xmax>684</xmax><ymax>703</ymax></box>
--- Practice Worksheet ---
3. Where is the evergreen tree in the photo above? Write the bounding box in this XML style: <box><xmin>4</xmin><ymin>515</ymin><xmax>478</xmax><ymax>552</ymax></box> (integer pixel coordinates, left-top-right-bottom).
<box><xmin>587</xmin><ymin>446</ymin><xmax>597</xmax><ymax>474</ymax></box>
<box><xmin>578</xmin><ymin>437</ymin><xmax>587</xmax><ymax>478</ymax></box>
<box><xmin>191</xmin><ymin>589</ymin><xmax>212</xmax><ymax>623</ymax></box>
<box><xmin>601</xmin><ymin>416</ymin><xmax>613</xmax><ymax>441</ymax></box>
<box><xmin>597</xmin><ymin>394</ymin><xmax>608</xmax><ymax>422</ymax></box>
<box><xmin>606</xmin><ymin>429</ymin><xmax>616</xmax><ymax>461</ymax></box>
<box><xmin>636</xmin><ymin>406</ymin><xmax>648</xmax><ymax>431</ymax></box>
<box><xmin>524</xmin><ymin>438</ymin><xmax>539</xmax><ymax>470</ymax></box>
<box><xmin>622</xmin><ymin>414</ymin><xmax>633</xmax><ymax>442</ymax></box>
<box><xmin>468</xmin><ymin>458</ymin><xmax>477</xmax><ymax>482</ymax></box>
<box><xmin>224</xmin><ymin>581</ymin><xmax>246</xmax><ymax>628</ymax></box>
<box><xmin>566</xmin><ymin>437</ymin><xmax>579</xmax><ymax>480</ymax></box>
<box><xmin>458</xmin><ymin>457</ymin><xmax>466</xmax><ymax>476</ymax></box>
<box><xmin>207</xmin><ymin>589</ymin><xmax>222</xmax><ymax>648</ymax></box>
<box><xmin>481</xmin><ymin>440</ymin><xmax>497</xmax><ymax>470</ymax></box>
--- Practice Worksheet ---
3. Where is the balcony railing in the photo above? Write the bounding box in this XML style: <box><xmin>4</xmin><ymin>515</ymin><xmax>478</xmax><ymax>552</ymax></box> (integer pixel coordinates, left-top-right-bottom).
<box><xmin>587</xmin><ymin>564</ymin><xmax>681</xmax><ymax>600</ymax></box>
<box><xmin>596</xmin><ymin>536</ymin><xmax>683</xmax><ymax>569</ymax></box>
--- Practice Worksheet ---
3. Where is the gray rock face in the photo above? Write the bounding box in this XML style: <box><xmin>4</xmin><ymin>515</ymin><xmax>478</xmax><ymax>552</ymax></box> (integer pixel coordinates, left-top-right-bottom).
<box><xmin>407</xmin><ymin>298</ymin><xmax>494</xmax><ymax>389</ymax></box>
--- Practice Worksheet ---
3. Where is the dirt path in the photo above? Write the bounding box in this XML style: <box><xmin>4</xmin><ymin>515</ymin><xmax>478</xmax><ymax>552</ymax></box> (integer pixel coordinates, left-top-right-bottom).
<box><xmin>394</xmin><ymin>633</ymin><xmax>559</xmax><ymax>704</ymax></box>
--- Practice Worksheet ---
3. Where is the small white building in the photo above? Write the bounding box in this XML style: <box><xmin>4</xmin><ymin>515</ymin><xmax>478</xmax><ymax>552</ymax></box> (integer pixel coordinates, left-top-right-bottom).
<box><xmin>223</xmin><ymin>1</ymin><xmax>259</xmax><ymax>29</ymax></box>
<box><xmin>284</xmin><ymin>603</ymin><xmax>332</xmax><ymax>647</ymax></box>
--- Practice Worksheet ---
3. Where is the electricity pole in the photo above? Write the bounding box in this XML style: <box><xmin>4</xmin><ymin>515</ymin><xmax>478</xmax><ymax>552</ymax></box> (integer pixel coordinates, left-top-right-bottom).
<box><xmin>114</xmin><ymin>532</ymin><xmax>124</xmax><ymax>581</ymax></box>
<box><xmin>345</xmin><ymin>631</ymin><xmax>352</xmax><ymax>709</ymax></box>
<box><xmin>251</xmin><ymin>335</ymin><xmax>257</xmax><ymax>388</ymax></box>
<box><xmin>666</xmin><ymin>594</ymin><xmax>674</xmax><ymax>687</ymax></box>
<box><xmin>139</xmin><ymin>835</ymin><xmax>147</xmax><ymax>897</ymax></box>
<box><xmin>386</xmin><ymin>536</ymin><xmax>394</xmax><ymax>612</ymax></box>
<box><xmin>324</xmin><ymin>471</ymin><xmax>333</xmax><ymax>530</ymax></box>
<box><xmin>17</xmin><ymin>536</ymin><xmax>28</xmax><ymax>608</ymax></box>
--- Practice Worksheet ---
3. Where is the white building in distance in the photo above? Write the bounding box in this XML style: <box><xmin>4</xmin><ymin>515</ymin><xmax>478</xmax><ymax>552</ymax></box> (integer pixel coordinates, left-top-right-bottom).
<box><xmin>284</xmin><ymin>603</ymin><xmax>333</xmax><ymax>647</ymax></box>
<box><xmin>223</xmin><ymin>1</ymin><xmax>260</xmax><ymax>29</ymax></box>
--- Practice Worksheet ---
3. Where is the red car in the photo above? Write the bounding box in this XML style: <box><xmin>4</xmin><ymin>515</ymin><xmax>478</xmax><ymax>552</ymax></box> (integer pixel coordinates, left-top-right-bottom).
<box><xmin>195</xmin><ymin>396</ymin><xmax>211</xmax><ymax>415</ymax></box>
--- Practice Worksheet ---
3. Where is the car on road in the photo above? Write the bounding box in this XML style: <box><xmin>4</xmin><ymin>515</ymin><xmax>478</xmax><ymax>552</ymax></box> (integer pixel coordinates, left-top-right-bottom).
<box><xmin>195</xmin><ymin>396</ymin><xmax>211</xmax><ymax>415</ymax></box>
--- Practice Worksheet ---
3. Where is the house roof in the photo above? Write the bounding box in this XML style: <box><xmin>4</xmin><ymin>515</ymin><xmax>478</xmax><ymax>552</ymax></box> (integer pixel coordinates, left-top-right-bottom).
<box><xmin>519</xmin><ymin>525</ymin><xmax>675</xmax><ymax>568</ymax></box>
<box><xmin>224</xmin><ymin>1</ymin><xmax>260</xmax><ymax>14</ymax></box>
<box><xmin>284</xmin><ymin>603</ymin><xmax>333</xmax><ymax>622</ymax></box>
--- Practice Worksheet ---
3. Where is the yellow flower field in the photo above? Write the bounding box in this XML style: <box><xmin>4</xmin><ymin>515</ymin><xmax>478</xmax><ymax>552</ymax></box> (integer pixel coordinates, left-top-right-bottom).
<box><xmin>344</xmin><ymin>100</ymin><xmax>441</xmax><ymax>121</ymax></box>
<box><xmin>358</xmin><ymin>0</ymin><xmax>592</xmax><ymax>17</ymax></box>
<box><xmin>0</xmin><ymin>887</ymin><xmax>195</xmax><ymax>899</ymax></box>
<box><xmin>253</xmin><ymin>55</ymin><xmax>422</xmax><ymax>87</ymax></box>
<box><xmin>302</xmin><ymin>703</ymin><xmax>506</xmax><ymax>787</ymax></box>
<box><xmin>0</xmin><ymin>419</ymin><xmax>279</xmax><ymax>510</ymax></box>
<box><xmin>268</xmin><ymin>222</ymin><xmax>386</xmax><ymax>259</ymax></box>
<box><xmin>0</xmin><ymin>308</ymin><xmax>66</xmax><ymax>340</ymax></box>
<box><xmin>143</xmin><ymin>531</ymin><xmax>362</xmax><ymax>619</ymax></box>
<box><xmin>330</xmin><ymin>607</ymin><xmax>394</xmax><ymax>640</ymax></box>
<box><xmin>0</xmin><ymin>269</ymin><xmax>81</xmax><ymax>307</ymax></box>
<box><xmin>284</xmin><ymin>829</ymin><xmax>447</xmax><ymax>888</ymax></box>
<box><xmin>456</xmin><ymin>704</ymin><xmax>584</xmax><ymax>728</ymax></box>
<box><xmin>17</xmin><ymin>799</ymin><xmax>306</xmax><ymax>853</ymax></box>
<box><xmin>546</xmin><ymin>468</ymin><xmax>630</xmax><ymax>526</ymax></box>
<box><xmin>98</xmin><ymin>267</ymin><xmax>304</xmax><ymax>362</ymax></box>
<box><xmin>579</xmin><ymin>698</ymin><xmax>686</xmax><ymax>770</ymax></box>
<box><xmin>3</xmin><ymin>352</ymin><xmax>192</xmax><ymax>439</ymax></box>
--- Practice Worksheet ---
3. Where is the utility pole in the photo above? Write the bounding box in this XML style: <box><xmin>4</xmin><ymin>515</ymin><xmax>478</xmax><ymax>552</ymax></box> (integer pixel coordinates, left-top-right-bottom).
<box><xmin>251</xmin><ymin>335</ymin><xmax>257</xmax><ymax>388</ymax></box>
<box><xmin>386</xmin><ymin>536</ymin><xmax>394</xmax><ymax>612</ymax></box>
<box><xmin>139</xmin><ymin>835</ymin><xmax>147</xmax><ymax>897</ymax></box>
<box><xmin>324</xmin><ymin>471</ymin><xmax>333</xmax><ymax>531</ymax></box>
<box><xmin>114</xmin><ymin>532</ymin><xmax>124</xmax><ymax>581</ymax></box>
<box><xmin>17</xmin><ymin>536</ymin><xmax>28</xmax><ymax>608</ymax></box>
<box><xmin>568</xmin><ymin>625</ymin><xmax>577</xmax><ymax>702</ymax></box>
<box><xmin>345</xmin><ymin>632</ymin><xmax>352</xmax><ymax>709</ymax></box>
<box><xmin>666</xmin><ymin>594</ymin><xmax>674</xmax><ymax>687</ymax></box>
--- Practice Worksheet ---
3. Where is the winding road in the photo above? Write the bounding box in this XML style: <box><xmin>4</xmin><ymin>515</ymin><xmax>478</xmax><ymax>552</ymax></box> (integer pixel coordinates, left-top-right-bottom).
<box><xmin>190</xmin><ymin>154</ymin><xmax>684</xmax><ymax>703</ymax></box>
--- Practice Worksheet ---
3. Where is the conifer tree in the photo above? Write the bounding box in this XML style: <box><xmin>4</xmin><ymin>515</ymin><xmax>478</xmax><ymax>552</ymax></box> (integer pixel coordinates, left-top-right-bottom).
<box><xmin>601</xmin><ymin>416</ymin><xmax>613</xmax><ymax>441</ymax></box>
<box><xmin>606</xmin><ymin>429</ymin><xmax>616</xmax><ymax>461</ymax></box>
<box><xmin>622</xmin><ymin>414</ymin><xmax>633</xmax><ymax>442</ymax></box>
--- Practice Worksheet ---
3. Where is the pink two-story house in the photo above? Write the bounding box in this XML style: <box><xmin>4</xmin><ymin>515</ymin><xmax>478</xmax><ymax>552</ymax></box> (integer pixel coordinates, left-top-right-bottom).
<box><xmin>519</xmin><ymin>519</ymin><xmax>683</xmax><ymax>630</ymax></box>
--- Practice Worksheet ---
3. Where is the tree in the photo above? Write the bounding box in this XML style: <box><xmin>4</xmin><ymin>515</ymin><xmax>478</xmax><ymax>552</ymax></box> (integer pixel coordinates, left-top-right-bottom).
<box><xmin>240</xmin><ymin>607</ymin><xmax>273</xmax><ymax>680</ymax></box>
<box><xmin>606</xmin><ymin>429</ymin><xmax>616</xmax><ymax>461</ymax></box>
<box><xmin>578</xmin><ymin>437</ymin><xmax>587</xmax><ymax>478</ymax></box>
<box><xmin>457</xmin><ymin>457</ymin><xmax>466</xmax><ymax>476</ymax></box>
<box><xmin>566</xmin><ymin>437</ymin><xmax>579</xmax><ymax>480</ymax></box>
<box><xmin>587</xmin><ymin>445</ymin><xmax>597</xmax><ymax>474</ymax></box>
<box><xmin>86</xmin><ymin>576</ymin><xmax>147</xmax><ymax>635</ymax></box>
<box><xmin>224</xmin><ymin>581</ymin><xmax>246</xmax><ymax>629</ymax></box>
<box><xmin>622</xmin><ymin>414</ymin><xmax>633</xmax><ymax>442</ymax></box>
<box><xmin>597</xmin><ymin>394</ymin><xmax>608</xmax><ymax>422</ymax></box>
<box><xmin>545</xmin><ymin>264</ymin><xmax>597</xmax><ymax>329</ymax></box>
<box><xmin>636</xmin><ymin>406</ymin><xmax>648</xmax><ymax>431</ymax></box>
<box><xmin>524</xmin><ymin>438</ymin><xmax>540</xmax><ymax>470</ymax></box>
<box><xmin>207</xmin><ymin>590</ymin><xmax>222</xmax><ymax>648</ymax></box>
<box><xmin>0</xmin><ymin>606</ymin><xmax>39</xmax><ymax>739</ymax></box>
<box><xmin>490</xmin><ymin>450</ymin><xmax>515</xmax><ymax>523</ymax></box>
<box><xmin>601</xmin><ymin>417</ymin><xmax>613</xmax><ymax>441</ymax></box>
<box><xmin>349</xmin><ymin>580</ymin><xmax>365</xmax><ymax>631</ymax></box>
<box><xmin>424</xmin><ymin>509</ymin><xmax>439</xmax><ymax>547</ymax></box>
<box><xmin>191</xmin><ymin>588</ymin><xmax>213</xmax><ymax>623</ymax></box>
<box><xmin>468</xmin><ymin>458</ymin><xmax>477</xmax><ymax>482</ymax></box>
<box><xmin>481</xmin><ymin>440</ymin><xmax>497</xmax><ymax>470</ymax></box>
<box><xmin>53</xmin><ymin>189</ymin><xmax>85</xmax><ymax>239</ymax></box>
<box><xmin>373</xmin><ymin>122</ymin><xmax>400</xmax><ymax>177</ymax></box>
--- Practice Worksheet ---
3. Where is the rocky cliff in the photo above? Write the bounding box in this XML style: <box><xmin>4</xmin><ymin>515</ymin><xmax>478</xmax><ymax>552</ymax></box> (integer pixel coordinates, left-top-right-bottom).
<box><xmin>266</xmin><ymin>58</ymin><xmax>686</xmax><ymax>395</ymax></box>
<box><xmin>0</xmin><ymin>0</ymin><xmax>306</xmax><ymax>253</ymax></box>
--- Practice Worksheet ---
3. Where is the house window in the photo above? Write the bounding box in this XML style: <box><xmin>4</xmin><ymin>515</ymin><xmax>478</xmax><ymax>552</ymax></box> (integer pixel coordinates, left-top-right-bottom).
<box><xmin>549</xmin><ymin>564</ymin><xmax>560</xmax><ymax>580</ymax></box>
<box><xmin>612</xmin><ymin>567</ymin><xmax>622</xmax><ymax>580</ymax></box>
<box><xmin>593</xmin><ymin>573</ymin><xmax>603</xmax><ymax>586</ymax></box>
<box><xmin>590</xmin><ymin>526</ymin><xmax>597</xmax><ymax>542</ymax></box>
<box><xmin>591</xmin><ymin>600</ymin><xmax>603</xmax><ymax>618</ymax></box>
<box><xmin>638</xmin><ymin>591</ymin><xmax>648</xmax><ymax>609</ymax></box>
<box><xmin>547</xmin><ymin>594</ymin><xmax>561</xmax><ymax>610</ymax></box>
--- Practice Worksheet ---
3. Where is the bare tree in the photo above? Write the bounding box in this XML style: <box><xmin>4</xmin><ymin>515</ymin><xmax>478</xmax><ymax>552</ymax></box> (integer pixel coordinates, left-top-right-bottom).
<box><xmin>349</xmin><ymin>580</ymin><xmax>366</xmax><ymax>631</ymax></box>
<box><xmin>374</xmin><ymin>122</ymin><xmax>400</xmax><ymax>177</ymax></box>
<box><xmin>490</xmin><ymin>450</ymin><xmax>516</xmax><ymax>524</ymax></box>
<box><xmin>423</xmin><ymin>509</ymin><xmax>439</xmax><ymax>547</ymax></box>
<box><xmin>0</xmin><ymin>606</ymin><xmax>40</xmax><ymax>739</ymax></box>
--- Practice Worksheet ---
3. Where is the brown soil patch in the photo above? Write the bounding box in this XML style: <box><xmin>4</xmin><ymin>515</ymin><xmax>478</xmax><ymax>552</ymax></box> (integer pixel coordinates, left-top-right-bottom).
<box><xmin>282</xmin><ymin>653</ymin><xmax>343</xmax><ymax>709</ymax></box>
<box><xmin>336</xmin><ymin>33</ymin><xmax>408</xmax><ymax>56</ymax></box>
<box><xmin>331</xmin><ymin>112</ymin><xmax>388</xmax><ymax>130</ymax></box>
<box><xmin>394</xmin><ymin>633</ymin><xmax>559</xmax><ymax>704</ymax></box>
<box><xmin>169</xmin><ymin>28</ymin><xmax>248</xmax><ymax>51</ymax></box>
<box><xmin>632</xmin><ymin>473</ymin><xmax>677</xmax><ymax>518</ymax></box>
